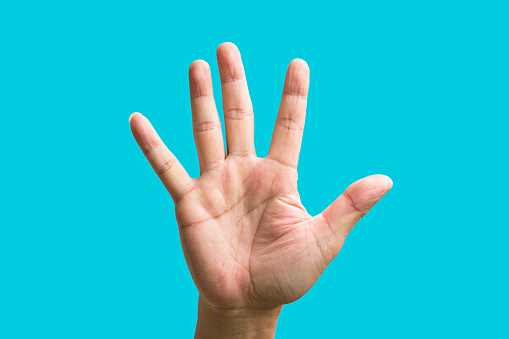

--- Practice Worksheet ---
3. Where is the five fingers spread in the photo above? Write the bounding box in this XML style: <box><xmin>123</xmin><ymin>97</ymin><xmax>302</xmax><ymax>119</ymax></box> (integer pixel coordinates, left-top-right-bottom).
<box><xmin>129</xmin><ymin>43</ymin><xmax>394</xmax><ymax>318</ymax></box>
<box><xmin>130</xmin><ymin>43</ymin><xmax>391</xmax><ymax>245</ymax></box>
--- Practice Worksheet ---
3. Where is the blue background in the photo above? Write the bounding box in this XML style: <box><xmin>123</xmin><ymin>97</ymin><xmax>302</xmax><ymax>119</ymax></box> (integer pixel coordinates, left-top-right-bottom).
<box><xmin>1</xmin><ymin>1</ymin><xmax>507</xmax><ymax>338</ymax></box>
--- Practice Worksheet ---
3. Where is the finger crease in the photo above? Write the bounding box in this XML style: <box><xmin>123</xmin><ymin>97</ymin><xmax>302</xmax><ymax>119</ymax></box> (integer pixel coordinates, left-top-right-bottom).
<box><xmin>265</xmin><ymin>156</ymin><xmax>297</xmax><ymax>170</ymax></box>
<box><xmin>173</xmin><ymin>181</ymin><xmax>197</xmax><ymax>204</ymax></box>
<box><xmin>191</xmin><ymin>94</ymin><xmax>214</xmax><ymax>100</ymax></box>
<box><xmin>143</xmin><ymin>140</ymin><xmax>162</xmax><ymax>154</ymax></box>
<box><xmin>194</xmin><ymin>121</ymin><xmax>221</xmax><ymax>132</ymax></box>
<box><xmin>283</xmin><ymin>91</ymin><xmax>308</xmax><ymax>101</ymax></box>
<box><xmin>157</xmin><ymin>158</ymin><xmax>178</xmax><ymax>175</ymax></box>
<box><xmin>276</xmin><ymin>117</ymin><xmax>304</xmax><ymax>131</ymax></box>
<box><xmin>224</xmin><ymin>108</ymin><xmax>253</xmax><ymax>121</ymax></box>
<box><xmin>342</xmin><ymin>190</ymin><xmax>365</xmax><ymax>215</ymax></box>
<box><xmin>221</xmin><ymin>76</ymin><xmax>246</xmax><ymax>84</ymax></box>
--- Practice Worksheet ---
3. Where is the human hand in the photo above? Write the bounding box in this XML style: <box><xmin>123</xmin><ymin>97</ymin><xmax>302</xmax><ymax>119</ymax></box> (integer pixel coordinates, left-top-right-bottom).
<box><xmin>129</xmin><ymin>42</ymin><xmax>392</xmax><ymax>338</ymax></box>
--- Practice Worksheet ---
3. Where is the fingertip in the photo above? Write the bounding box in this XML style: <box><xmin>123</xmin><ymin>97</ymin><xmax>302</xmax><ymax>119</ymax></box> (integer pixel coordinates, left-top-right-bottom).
<box><xmin>216</xmin><ymin>42</ymin><xmax>245</xmax><ymax>82</ymax></box>
<box><xmin>289</xmin><ymin>58</ymin><xmax>310</xmax><ymax>74</ymax></box>
<box><xmin>129</xmin><ymin>112</ymin><xmax>142</xmax><ymax>123</ymax></box>
<box><xmin>189</xmin><ymin>61</ymin><xmax>214</xmax><ymax>100</ymax></box>
<box><xmin>373</xmin><ymin>174</ymin><xmax>393</xmax><ymax>191</ymax></box>
<box><xmin>284</xmin><ymin>59</ymin><xmax>310</xmax><ymax>97</ymax></box>
<box><xmin>216</xmin><ymin>42</ymin><xmax>239</xmax><ymax>57</ymax></box>
<box><xmin>129</xmin><ymin>112</ymin><xmax>147</xmax><ymax>138</ymax></box>
<box><xmin>342</xmin><ymin>174</ymin><xmax>393</xmax><ymax>212</ymax></box>
<box><xmin>189</xmin><ymin>59</ymin><xmax>210</xmax><ymax>77</ymax></box>
<box><xmin>129</xmin><ymin>113</ymin><xmax>161</xmax><ymax>153</ymax></box>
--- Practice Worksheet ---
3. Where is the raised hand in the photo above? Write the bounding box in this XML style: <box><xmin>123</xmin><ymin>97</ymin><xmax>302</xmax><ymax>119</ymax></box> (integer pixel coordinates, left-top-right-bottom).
<box><xmin>129</xmin><ymin>42</ymin><xmax>392</xmax><ymax>338</ymax></box>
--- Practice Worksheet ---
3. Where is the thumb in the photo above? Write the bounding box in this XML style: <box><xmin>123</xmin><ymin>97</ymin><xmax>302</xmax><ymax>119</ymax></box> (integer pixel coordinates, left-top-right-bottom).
<box><xmin>310</xmin><ymin>174</ymin><xmax>393</xmax><ymax>262</ymax></box>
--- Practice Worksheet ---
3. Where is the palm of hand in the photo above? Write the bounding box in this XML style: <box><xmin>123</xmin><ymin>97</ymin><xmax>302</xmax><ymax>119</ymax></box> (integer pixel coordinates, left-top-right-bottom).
<box><xmin>130</xmin><ymin>42</ymin><xmax>392</xmax><ymax>312</ymax></box>
<box><xmin>176</xmin><ymin>156</ymin><xmax>315</xmax><ymax>310</ymax></box>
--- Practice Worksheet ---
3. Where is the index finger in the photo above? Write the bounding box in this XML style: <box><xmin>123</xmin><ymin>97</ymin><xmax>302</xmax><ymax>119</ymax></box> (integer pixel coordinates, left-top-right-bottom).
<box><xmin>268</xmin><ymin>59</ymin><xmax>310</xmax><ymax>169</ymax></box>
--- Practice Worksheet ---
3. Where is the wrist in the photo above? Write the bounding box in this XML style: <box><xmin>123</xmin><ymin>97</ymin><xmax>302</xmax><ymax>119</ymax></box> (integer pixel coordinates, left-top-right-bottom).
<box><xmin>194</xmin><ymin>296</ymin><xmax>282</xmax><ymax>339</ymax></box>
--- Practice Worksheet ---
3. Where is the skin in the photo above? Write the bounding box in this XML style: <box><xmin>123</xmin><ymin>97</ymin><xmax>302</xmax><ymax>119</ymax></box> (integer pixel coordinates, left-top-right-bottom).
<box><xmin>129</xmin><ymin>42</ymin><xmax>393</xmax><ymax>338</ymax></box>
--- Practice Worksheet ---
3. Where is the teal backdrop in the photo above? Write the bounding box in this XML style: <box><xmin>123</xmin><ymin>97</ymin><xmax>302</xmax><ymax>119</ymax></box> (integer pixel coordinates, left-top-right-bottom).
<box><xmin>1</xmin><ymin>1</ymin><xmax>507</xmax><ymax>338</ymax></box>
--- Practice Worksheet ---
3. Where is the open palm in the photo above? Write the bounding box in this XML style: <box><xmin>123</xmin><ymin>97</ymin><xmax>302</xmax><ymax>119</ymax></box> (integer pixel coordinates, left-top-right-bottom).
<box><xmin>130</xmin><ymin>43</ymin><xmax>392</xmax><ymax>312</ymax></box>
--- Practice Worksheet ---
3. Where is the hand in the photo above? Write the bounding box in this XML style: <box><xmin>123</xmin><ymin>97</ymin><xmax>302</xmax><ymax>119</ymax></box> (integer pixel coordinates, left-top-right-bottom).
<box><xmin>129</xmin><ymin>42</ymin><xmax>392</xmax><ymax>338</ymax></box>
